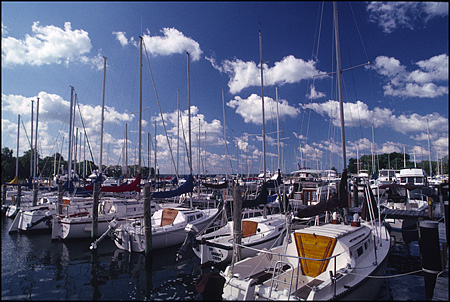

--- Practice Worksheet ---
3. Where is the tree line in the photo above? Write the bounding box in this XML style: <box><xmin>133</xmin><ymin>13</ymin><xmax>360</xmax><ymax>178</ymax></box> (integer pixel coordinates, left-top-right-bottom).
<box><xmin>347</xmin><ymin>151</ymin><xmax>449</xmax><ymax>176</ymax></box>
<box><xmin>1</xmin><ymin>147</ymin><xmax>155</xmax><ymax>184</ymax></box>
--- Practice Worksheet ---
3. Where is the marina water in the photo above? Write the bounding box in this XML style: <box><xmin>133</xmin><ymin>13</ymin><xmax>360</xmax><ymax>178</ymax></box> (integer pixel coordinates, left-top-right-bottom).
<box><xmin>1</xmin><ymin>213</ymin><xmax>445</xmax><ymax>300</ymax></box>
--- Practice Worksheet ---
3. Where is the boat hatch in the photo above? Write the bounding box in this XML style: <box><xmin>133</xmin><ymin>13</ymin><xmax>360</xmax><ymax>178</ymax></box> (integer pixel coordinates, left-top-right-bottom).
<box><xmin>294</xmin><ymin>232</ymin><xmax>336</xmax><ymax>278</ymax></box>
<box><xmin>242</xmin><ymin>220</ymin><xmax>258</xmax><ymax>238</ymax></box>
<box><xmin>161</xmin><ymin>208</ymin><xmax>178</xmax><ymax>226</ymax></box>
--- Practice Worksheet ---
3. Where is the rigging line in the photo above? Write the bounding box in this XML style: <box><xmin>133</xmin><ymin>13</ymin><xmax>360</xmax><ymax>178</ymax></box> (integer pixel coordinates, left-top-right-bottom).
<box><xmin>345</xmin><ymin>44</ymin><xmax>364</xmax><ymax>141</ymax></box>
<box><xmin>76</xmin><ymin>99</ymin><xmax>96</xmax><ymax>167</ymax></box>
<box><xmin>142</xmin><ymin>41</ymin><xmax>179</xmax><ymax>179</ymax></box>
<box><xmin>348</xmin><ymin>2</ymin><xmax>370</xmax><ymax>63</ymax></box>
<box><xmin>21</xmin><ymin>119</ymin><xmax>32</xmax><ymax>150</ymax></box>
<box><xmin>341</xmin><ymin>77</ymin><xmax>360</xmax><ymax>149</ymax></box>
<box><xmin>179</xmin><ymin>110</ymin><xmax>193</xmax><ymax>174</ymax></box>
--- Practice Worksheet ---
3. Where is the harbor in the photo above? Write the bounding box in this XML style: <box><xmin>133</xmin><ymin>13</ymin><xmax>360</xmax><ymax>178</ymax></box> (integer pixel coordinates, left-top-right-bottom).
<box><xmin>2</xmin><ymin>1</ymin><xmax>448</xmax><ymax>300</ymax></box>
<box><xmin>1</xmin><ymin>181</ymin><xmax>448</xmax><ymax>300</ymax></box>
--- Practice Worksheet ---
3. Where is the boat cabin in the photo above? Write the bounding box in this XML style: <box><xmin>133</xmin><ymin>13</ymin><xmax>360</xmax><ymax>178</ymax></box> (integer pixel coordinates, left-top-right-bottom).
<box><xmin>399</xmin><ymin>168</ymin><xmax>428</xmax><ymax>186</ymax></box>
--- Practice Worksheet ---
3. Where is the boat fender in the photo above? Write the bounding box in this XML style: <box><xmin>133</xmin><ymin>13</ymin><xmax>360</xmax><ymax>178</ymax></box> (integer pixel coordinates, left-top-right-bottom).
<box><xmin>332</xmin><ymin>212</ymin><xmax>339</xmax><ymax>224</ymax></box>
<box><xmin>351</xmin><ymin>213</ymin><xmax>360</xmax><ymax>227</ymax></box>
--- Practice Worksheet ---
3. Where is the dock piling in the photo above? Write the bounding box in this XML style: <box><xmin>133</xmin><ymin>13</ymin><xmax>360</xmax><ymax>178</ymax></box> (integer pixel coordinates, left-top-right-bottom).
<box><xmin>419</xmin><ymin>220</ymin><xmax>442</xmax><ymax>300</ymax></box>
<box><xmin>91</xmin><ymin>182</ymin><xmax>100</xmax><ymax>240</ymax></box>
<box><xmin>231</xmin><ymin>181</ymin><xmax>243</xmax><ymax>267</ymax></box>
<box><xmin>33</xmin><ymin>182</ymin><xmax>38</xmax><ymax>206</ymax></box>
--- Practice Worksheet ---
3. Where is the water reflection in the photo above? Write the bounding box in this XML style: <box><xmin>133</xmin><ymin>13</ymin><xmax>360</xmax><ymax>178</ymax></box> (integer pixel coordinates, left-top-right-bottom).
<box><xmin>2</xmin><ymin>216</ymin><xmax>201</xmax><ymax>300</ymax></box>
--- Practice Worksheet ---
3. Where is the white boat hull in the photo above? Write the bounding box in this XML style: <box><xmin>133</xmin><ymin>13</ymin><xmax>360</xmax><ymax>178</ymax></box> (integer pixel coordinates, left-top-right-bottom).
<box><xmin>192</xmin><ymin>214</ymin><xmax>287</xmax><ymax>265</ymax></box>
<box><xmin>222</xmin><ymin>222</ymin><xmax>391</xmax><ymax>301</ymax></box>
<box><xmin>114</xmin><ymin>208</ymin><xmax>220</xmax><ymax>252</ymax></box>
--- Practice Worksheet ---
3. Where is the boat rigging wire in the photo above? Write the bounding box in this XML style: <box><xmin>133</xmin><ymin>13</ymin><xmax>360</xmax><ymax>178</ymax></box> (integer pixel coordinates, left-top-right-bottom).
<box><xmin>142</xmin><ymin>40</ymin><xmax>179</xmax><ymax>179</ymax></box>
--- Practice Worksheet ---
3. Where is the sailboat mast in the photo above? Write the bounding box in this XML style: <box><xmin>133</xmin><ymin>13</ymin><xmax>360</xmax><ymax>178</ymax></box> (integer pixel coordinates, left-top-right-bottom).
<box><xmin>372</xmin><ymin>123</ymin><xmax>375</xmax><ymax>176</ymax></box>
<box><xmin>222</xmin><ymin>89</ymin><xmax>228</xmax><ymax>179</ymax></box>
<box><xmin>276</xmin><ymin>86</ymin><xmax>280</xmax><ymax>171</ymax></box>
<box><xmin>35</xmin><ymin>97</ymin><xmax>39</xmax><ymax>179</ymax></box>
<box><xmin>403</xmin><ymin>145</ymin><xmax>406</xmax><ymax>168</ymax></box>
<box><xmin>177</xmin><ymin>89</ymin><xmax>180</xmax><ymax>176</ymax></box>
<box><xmin>426</xmin><ymin>119</ymin><xmax>432</xmax><ymax>177</ymax></box>
<box><xmin>68</xmin><ymin>86</ymin><xmax>74</xmax><ymax>181</ymax></box>
<box><xmin>30</xmin><ymin>99</ymin><xmax>34</xmax><ymax>179</ymax></box>
<box><xmin>125</xmin><ymin>123</ymin><xmax>128</xmax><ymax>177</ymax></box>
<box><xmin>333</xmin><ymin>2</ymin><xmax>347</xmax><ymax>172</ymax></box>
<box><xmin>16</xmin><ymin>114</ymin><xmax>20</xmax><ymax>179</ymax></box>
<box><xmin>139</xmin><ymin>37</ymin><xmax>143</xmax><ymax>179</ymax></box>
<box><xmin>259</xmin><ymin>30</ymin><xmax>267</xmax><ymax>182</ymax></box>
<box><xmin>99</xmin><ymin>57</ymin><xmax>107</xmax><ymax>176</ymax></box>
<box><xmin>187</xmin><ymin>52</ymin><xmax>192</xmax><ymax>175</ymax></box>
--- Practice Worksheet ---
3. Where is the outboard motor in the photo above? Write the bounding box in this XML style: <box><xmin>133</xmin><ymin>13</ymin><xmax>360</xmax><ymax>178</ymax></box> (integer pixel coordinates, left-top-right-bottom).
<box><xmin>176</xmin><ymin>223</ymin><xmax>199</xmax><ymax>262</ymax></box>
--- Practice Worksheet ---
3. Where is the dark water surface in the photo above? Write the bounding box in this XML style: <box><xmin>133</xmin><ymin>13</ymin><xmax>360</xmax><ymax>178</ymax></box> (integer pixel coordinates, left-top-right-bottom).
<box><xmin>1</xmin><ymin>216</ymin><xmax>202</xmax><ymax>300</ymax></box>
<box><xmin>2</xmin><ymin>213</ymin><xmax>443</xmax><ymax>300</ymax></box>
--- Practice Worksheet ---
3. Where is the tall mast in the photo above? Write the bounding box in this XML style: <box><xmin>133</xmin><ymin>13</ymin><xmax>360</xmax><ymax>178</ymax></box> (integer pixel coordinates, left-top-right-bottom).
<box><xmin>35</xmin><ymin>97</ymin><xmax>39</xmax><ymax>179</ymax></box>
<box><xmin>276</xmin><ymin>85</ymin><xmax>280</xmax><ymax>171</ymax></box>
<box><xmin>138</xmin><ymin>37</ymin><xmax>143</xmax><ymax>197</ymax></box>
<box><xmin>177</xmin><ymin>89</ymin><xmax>180</xmax><ymax>176</ymax></box>
<box><xmin>68</xmin><ymin>86</ymin><xmax>74</xmax><ymax>181</ymax></box>
<box><xmin>426</xmin><ymin>119</ymin><xmax>432</xmax><ymax>177</ymax></box>
<box><xmin>333</xmin><ymin>2</ymin><xmax>347</xmax><ymax>172</ymax></box>
<box><xmin>99</xmin><ymin>56</ymin><xmax>107</xmax><ymax>176</ymax></box>
<box><xmin>148</xmin><ymin>133</ymin><xmax>150</xmax><ymax>177</ymax></box>
<box><xmin>259</xmin><ymin>29</ymin><xmax>267</xmax><ymax>182</ymax></box>
<box><xmin>403</xmin><ymin>145</ymin><xmax>406</xmax><ymax>168</ymax></box>
<box><xmin>222</xmin><ymin>89</ymin><xmax>228</xmax><ymax>179</ymax></box>
<box><xmin>83</xmin><ymin>131</ymin><xmax>86</xmax><ymax>179</ymax></box>
<box><xmin>187</xmin><ymin>52</ymin><xmax>192</xmax><ymax>175</ymax></box>
<box><xmin>16</xmin><ymin>114</ymin><xmax>20</xmax><ymax>179</ymax></box>
<box><xmin>154</xmin><ymin>120</ymin><xmax>157</xmax><ymax>183</ymax></box>
<box><xmin>125</xmin><ymin>123</ymin><xmax>128</xmax><ymax>177</ymax></box>
<box><xmin>75</xmin><ymin>127</ymin><xmax>78</xmax><ymax>177</ymax></box>
<box><xmin>372</xmin><ymin>122</ymin><xmax>375</xmax><ymax>175</ymax></box>
<box><xmin>198</xmin><ymin>119</ymin><xmax>201</xmax><ymax>178</ymax></box>
<box><xmin>30</xmin><ymin>99</ymin><xmax>34</xmax><ymax>179</ymax></box>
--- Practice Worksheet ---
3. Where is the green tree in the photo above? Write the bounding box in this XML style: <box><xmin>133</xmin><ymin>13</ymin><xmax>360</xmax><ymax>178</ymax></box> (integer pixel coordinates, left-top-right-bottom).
<box><xmin>1</xmin><ymin>147</ymin><xmax>15</xmax><ymax>183</ymax></box>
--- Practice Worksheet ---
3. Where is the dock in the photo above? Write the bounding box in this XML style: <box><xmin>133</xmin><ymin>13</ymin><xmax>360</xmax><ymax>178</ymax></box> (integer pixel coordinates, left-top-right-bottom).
<box><xmin>432</xmin><ymin>221</ymin><xmax>449</xmax><ymax>301</ymax></box>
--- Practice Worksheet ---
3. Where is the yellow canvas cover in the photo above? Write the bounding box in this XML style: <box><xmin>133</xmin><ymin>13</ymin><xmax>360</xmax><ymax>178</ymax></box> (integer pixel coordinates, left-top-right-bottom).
<box><xmin>294</xmin><ymin>232</ymin><xmax>337</xmax><ymax>277</ymax></box>
<box><xmin>9</xmin><ymin>176</ymin><xmax>18</xmax><ymax>184</ymax></box>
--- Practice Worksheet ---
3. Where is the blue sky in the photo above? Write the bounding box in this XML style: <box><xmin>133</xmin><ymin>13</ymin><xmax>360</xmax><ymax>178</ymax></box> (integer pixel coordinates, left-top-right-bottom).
<box><xmin>2</xmin><ymin>1</ymin><xmax>449</xmax><ymax>176</ymax></box>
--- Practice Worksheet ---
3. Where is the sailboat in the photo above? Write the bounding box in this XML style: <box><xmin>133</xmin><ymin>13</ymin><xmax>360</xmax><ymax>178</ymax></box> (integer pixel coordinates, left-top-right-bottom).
<box><xmin>111</xmin><ymin>42</ymin><xmax>221</xmax><ymax>252</ymax></box>
<box><xmin>186</xmin><ymin>31</ymin><xmax>290</xmax><ymax>267</ymax></box>
<box><xmin>221</xmin><ymin>3</ymin><xmax>390</xmax><ymax>300</ymax></box>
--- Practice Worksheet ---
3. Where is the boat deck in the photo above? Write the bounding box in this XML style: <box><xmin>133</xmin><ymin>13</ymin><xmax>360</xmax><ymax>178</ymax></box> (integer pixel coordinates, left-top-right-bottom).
<box><xmin>348</xmin><ymin>207</ymin><xmax>443</xmax><ymax>220</ymax></box>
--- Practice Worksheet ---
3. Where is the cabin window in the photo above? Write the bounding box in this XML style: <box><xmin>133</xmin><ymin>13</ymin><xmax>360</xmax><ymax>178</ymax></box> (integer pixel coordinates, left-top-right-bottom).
<box><xmin>400</xmin><ymin>177</ymin><xmax>406</xmax><ymax>184</ymax></box>
<box><xmin>196</xmin><ymin>213</ymin><xmax>202</xmax><ymax>219</ymax></box>
<box><xmin>357</xmin><ymin>246</ymin><xmax>364</xmax><ymax>257</ymax></box>
<box><xmin>364</xmin><ymin>241</ymin><xmax>368</xmax><ymax>250</ymax></box>
<box><xmin>407</xmin><ymin>178</ymin><xmax>415</xmax><ymax>185</ymax></box>
<box><xmin>416</xmin><ymin>177</ymin><xmax>423</xmax><ymax>184</ymax></box>
<box><xmin>187</xmin><ymin>215</ymin><xmax>195</xmax><ymax>222</ymax></box>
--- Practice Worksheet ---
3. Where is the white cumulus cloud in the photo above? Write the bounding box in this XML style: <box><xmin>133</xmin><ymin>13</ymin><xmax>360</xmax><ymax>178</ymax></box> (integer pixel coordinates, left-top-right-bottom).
<box><xmin>2</xmin><ymin>21</ymin><xmax>93</xmax><ymax>67</ymax></box>
<box><xmin>366</xmin><ymin>2</ymin><xmax>449</xmax><ymax>33</ymax></box>
<box><xmin>207</xmin><ymin>55</ymin><xmax>326</xmax><ymax>94</ymax></box>
<box><xmin>301</xmin><ymin>99</ymin><xmax>448</xmax><ymax>137</ymax></box>
<box><xmin>227</xmin><ymin>94</ymin><xmax>300</xmax><ymax>125</ymax></box>
<box><xmin>142</xmin><ymin>27</ymin><xmax>202</xmax><ymax>61</ymax></box>
<box><xmin>370</xmin><ymin>54</ymin><xmax>448</xmax><ymax>98</ymax></box>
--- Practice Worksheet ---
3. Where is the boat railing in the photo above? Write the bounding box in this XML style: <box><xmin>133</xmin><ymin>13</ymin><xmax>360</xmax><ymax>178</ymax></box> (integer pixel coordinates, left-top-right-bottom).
<box><xmin>232</xmin><ymin>242</ymin><xmax>345</xmax><ymax>296</ymax></box>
